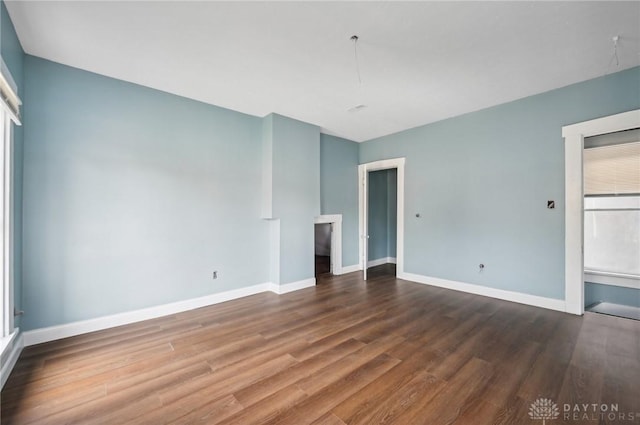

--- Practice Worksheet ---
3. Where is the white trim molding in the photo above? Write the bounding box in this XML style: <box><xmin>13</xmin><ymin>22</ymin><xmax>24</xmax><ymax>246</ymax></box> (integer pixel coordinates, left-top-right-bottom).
<box><xmin>269</xmin><ymin>277</ymin><xmax>316</xmax><ymax>295</ymax></box>
<box><xmin>399</xmin><ymin>272</ymin><xmax>566</xmax><ymax>313</ymax></box>
<box><xmin>562</xmin><ymin>109</ymin><xmax>640</xmax><ymax>315</ymax></box>
<box><xmin>1</xmin><ymin>109</ymin><xmax>15</xmax><ymax>339</ymax></box>
<box><xmin>0</xmin><ymin>329</ymin><xmax>22</xmax><ymax>389</ymax></box>
<box><xmin>22</xmin><ymin>280</ymin><xmax>318</xmax><ymax>347</ymax></box>
<box><xmin>359</xmin><ymin>157</ymin><xmax>405</xmax><ymax>280</ymax></box>
<box><xmin>367</xmin><ymin>257</ymin><xmax>397</xmax><ymax>268</ymax></box>
<box><xmin>314</xmin><ymin>214</ymin><xmax>343</xmax><ymax>275</ymax></box>
<box><xmin>340</xmin><ymin>264</ymin><xmax>361</xmax><ymax>274</ymax></box>
<box><xmin>23</xmin><ymin>283</ymin><xmax>270</xmax><ymax>346</ymax></box>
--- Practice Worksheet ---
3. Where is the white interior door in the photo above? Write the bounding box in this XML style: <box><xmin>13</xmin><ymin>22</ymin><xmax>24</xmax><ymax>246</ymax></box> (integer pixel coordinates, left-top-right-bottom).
<box><xmin>362</xmin><ymin>169</ymin><xmax>368</xmax><ymax>280</ymax></box>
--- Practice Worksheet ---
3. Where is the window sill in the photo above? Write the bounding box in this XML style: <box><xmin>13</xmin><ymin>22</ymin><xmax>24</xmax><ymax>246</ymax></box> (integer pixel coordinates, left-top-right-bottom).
<box><xmin>0</xmin><ymin>329</ymin><xmax>19</xmax><ymax>359</ymax></box>
<box><xmin>584</xmin><ymin>270</ymin><xmax>640</xmax><ymax>290</ymax></box>
<box><xmin>0</xmin><ymin>328</ymin><xmax>22</xmax><ymax>389</ymax></box>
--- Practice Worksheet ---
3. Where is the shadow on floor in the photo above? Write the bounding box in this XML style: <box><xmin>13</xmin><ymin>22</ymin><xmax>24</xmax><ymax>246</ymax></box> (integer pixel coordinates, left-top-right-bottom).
<box><xmin>586</xmin><ymin>301</ymin><xmax>640</xmax><ymax>321</ymax></box>
<box><xmin>366</xmin><ymin>263</ymin><xmax>396</xmax><ymax>280</ymax></box>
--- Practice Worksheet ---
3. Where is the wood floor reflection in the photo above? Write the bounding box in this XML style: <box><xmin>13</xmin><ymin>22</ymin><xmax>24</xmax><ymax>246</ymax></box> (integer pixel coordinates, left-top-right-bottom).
<box><xmin>2</xmin><ymin>267</ymin><xmax>638</xmax><ymax>424</ymax></box>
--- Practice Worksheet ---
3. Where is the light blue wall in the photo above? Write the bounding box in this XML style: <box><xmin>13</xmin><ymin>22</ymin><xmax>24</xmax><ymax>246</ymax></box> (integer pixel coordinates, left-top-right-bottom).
<box><xmin>320</xmin><ymin>134</ymin><xmax>359</xmax><ymax>267</ymax></box>
<box><xmin>585</xmin><ymin>283</ymin><xmax>640</xmax><ymax>308</ymax></box>
<box><xmin>360</xmin><ymin>66</ymin><xmax>640</xmax><ymax>300</ymax></box>
<box><xmin>1</xmin><ymin>1</ymin><xmax>24</xmax><ymax>328</ymax></box>
<box><xmin>22</xmin><ymin>56</ymin><xmax>270</xmax><ymax>330</ymax></box>
<box><xmin>268</xmin><ymin>114</ymin><xmax>320</xmax><ymax>284</ymax></box>
<box><xmin>387</xmin><ymin>169</ymin><xmax>397</xmax><ymax>258</ymax></box>
<box><xmin>368</xmin><ymin>170</ymin><xmax>388</xmax><ymax>261</ymax></box>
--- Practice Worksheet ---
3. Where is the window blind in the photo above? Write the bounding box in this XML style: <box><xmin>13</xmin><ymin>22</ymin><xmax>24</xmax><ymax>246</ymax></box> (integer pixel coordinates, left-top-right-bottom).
<box><xmin>0</xmin><ymin>58</ymin><xmax>20</xmax><ymax>124</ymax></box>
<box><xmin>583</xmin><ymin>139</ymin><xmax>640</xmax><ymax>196</ymax></box>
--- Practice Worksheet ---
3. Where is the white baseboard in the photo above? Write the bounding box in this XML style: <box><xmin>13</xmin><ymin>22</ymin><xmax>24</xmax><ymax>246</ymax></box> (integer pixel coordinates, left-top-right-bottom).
<box><xmin>398</xmin><ymin>272</ymin><xmax>566</xmax><ymax>313</ymax></box>
<box><xmin>20</xmin><ymin>269</ymin><xmax>567</xmax><ymax>348</ymax></box>
<box><xmin>22</xmin><ymin>279</ymin><xmax>319</xmax><ymax>346</ymax></box>
<box><xmin>367</xmin><ymin>257</ymin><xmax>396</xmax><ymax>267</ymax></box>
<box><xmin>1</xmin><ymin>330</ymin><xmax>23</xmax><ymax>389</ymax></box>
<box><xmin>269</xmin><ymin>277</ymin><xmax>316</xmax><ymax>294</ymax></box>
<box><xmin>23</xmin><ymin>280</ymin><xmax>318</xmax><ymax>347</ymax></box>
<box><xmin>339</xmin><ymin>264</ymin><xmax>361</xmax><ymax>274</ymax></box>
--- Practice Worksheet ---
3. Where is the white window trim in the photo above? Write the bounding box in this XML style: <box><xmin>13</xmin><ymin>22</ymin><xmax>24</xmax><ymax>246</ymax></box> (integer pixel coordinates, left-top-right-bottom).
<box><xmin>562</xmin><ymin>109</ymin><xmax>640</xmax><ymax>315</ymax></box>
<box><xmin>0</xmin><ymin>58</ymin><xmax>20</xmax><ymax>124</ymax></box>
<box><xmin>0</xmin><ymin>110</ymin><xmax>7</xmax><ymax>338</ymax></box>
<box><xmin>2</xmin><ymin>111</ymin><xmax>13</xmax><ymax>338</ymax></box>
<box><xmin>0</xmin><ymin>328</ymin><xmax>22</xmax><ymax>389</ymax></box>
<box><xmin>0</xmin><ymin>59</ymin><xmax>21</xmax><ymax>387</ymax></box>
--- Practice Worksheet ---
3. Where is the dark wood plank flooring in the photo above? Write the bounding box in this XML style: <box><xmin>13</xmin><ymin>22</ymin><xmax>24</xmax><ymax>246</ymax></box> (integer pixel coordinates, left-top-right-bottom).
<box><xmin>2</xmin><ymin>267</ymin><xmax>639</xmax><ymax>424</ymax></box>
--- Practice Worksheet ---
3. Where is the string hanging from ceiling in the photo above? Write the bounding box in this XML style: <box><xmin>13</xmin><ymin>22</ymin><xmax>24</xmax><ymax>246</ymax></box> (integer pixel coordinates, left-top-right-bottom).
<box><xmin>348</xmin><ymin>35</ymin><xmax>367</xmax><ymax>113</ymax></box>
<box><xmin>606</xmin><ymin>35</ymin><xmax>620</xmax><ymax>75</ymax></box>
<box><xmin>351</xmin><ymin>35</ymin><xmax>362</xmax><ymax>86</ymax></box>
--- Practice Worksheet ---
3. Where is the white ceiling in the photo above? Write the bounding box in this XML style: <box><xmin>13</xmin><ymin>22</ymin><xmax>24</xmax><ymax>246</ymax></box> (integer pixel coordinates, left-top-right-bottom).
<box><xmin>5</xmin><ymin>1</ymin><xmax>640</xmax><ymax>142</ymax></box>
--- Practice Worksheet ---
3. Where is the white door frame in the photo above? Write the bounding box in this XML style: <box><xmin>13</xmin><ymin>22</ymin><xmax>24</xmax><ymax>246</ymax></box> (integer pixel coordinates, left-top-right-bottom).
<box><xmin>314</xmin><ymin>214</ymin><xmax>343</xmax><ymax>276</ymax></box>
<box><xmin>358</xmin><ymin>158</ymin><xmax>405</xmax><ymax>280</ymax></box>
<box><xmin>562</xmin><ymin>109</ymin><xmax>640</xmax><ymax>315</ymax></box>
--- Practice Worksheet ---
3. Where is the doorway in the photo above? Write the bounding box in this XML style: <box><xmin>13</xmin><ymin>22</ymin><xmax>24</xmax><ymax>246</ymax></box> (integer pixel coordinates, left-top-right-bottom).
<box><xmin>358</xmin><ymin>157</ymin><xmax>405</xmax><ymax>281</ymax></box>
<box><xmin>562</xmin><ymin>109</ymin><xmax>640</xmax><ymax>315</ymax></box>
<box><xmin>313</xmin><ymin>214</ymin><xmax>343</xmax><ymax>281</ymax></box>
<box><xmin>314</xmin><ymin>223</ymin><xmax>332</xmax><ymax>277</ymax></box>
<box><xmin>582</xmin><ymin>129</ymin><xmax>640</xmax><ymax>320</ymax></box>
<box><xmin>367</xmin><ymin>168</ymin><xmax>397</xmax><ymax>279</ymax></box>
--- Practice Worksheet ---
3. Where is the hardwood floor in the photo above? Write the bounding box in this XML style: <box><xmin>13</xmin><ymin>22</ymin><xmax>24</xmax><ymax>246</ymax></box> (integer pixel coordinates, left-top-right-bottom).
<box><xmin>2</xmin><ymin>268</ymin><xmax>639</xmax><ymax>424</ymax></box>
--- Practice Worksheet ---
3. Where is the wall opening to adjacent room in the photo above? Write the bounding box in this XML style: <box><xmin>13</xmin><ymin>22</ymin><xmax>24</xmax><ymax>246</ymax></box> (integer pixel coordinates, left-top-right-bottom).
<box><xmin>358</xmin><ymin>158</ymin><xmax>405</xmax><ymax>281</ymax></box>
<box><xmin>583</xmin><ymin>129</ymin><xmax>640</xmax><ymax>319</ymax></box>
<box><xmin>314</xmin><ymin>223</ymin><xmax>332</xmax><ymax>277</ymax></box>
<box><xmin>563</xmin><ymin>109</ymin><xmax>640</xmax><ymax>315</ymax></box>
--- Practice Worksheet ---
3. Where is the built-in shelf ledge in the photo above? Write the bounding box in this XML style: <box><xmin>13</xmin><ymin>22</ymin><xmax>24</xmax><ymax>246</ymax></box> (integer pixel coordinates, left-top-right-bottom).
<box><xmin>585</xmin><ymin>270</ymin><xmax>640</xmax><ymax>290</ymax></box>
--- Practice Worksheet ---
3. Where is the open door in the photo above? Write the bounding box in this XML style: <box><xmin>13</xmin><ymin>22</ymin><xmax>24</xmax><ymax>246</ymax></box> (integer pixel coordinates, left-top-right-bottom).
<box><xmin>362</xmin><ymin>169</ymin><xmax>368</xmax><ymax>280</ymax></box>
<box><xmin>359</xmin><ymin>158</ymin><xmax>405</xmax><ymax>282</ymax></box>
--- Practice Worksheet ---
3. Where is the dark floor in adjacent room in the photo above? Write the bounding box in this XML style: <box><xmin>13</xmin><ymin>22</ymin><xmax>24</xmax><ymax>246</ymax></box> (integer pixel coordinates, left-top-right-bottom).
<box><xmin>314</xmin><ymin>255</ymin><xmax>330</xmax><ymax>277</ymax></box>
